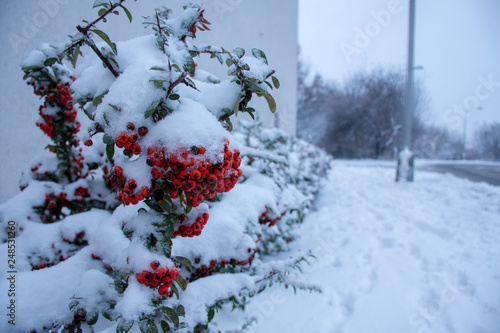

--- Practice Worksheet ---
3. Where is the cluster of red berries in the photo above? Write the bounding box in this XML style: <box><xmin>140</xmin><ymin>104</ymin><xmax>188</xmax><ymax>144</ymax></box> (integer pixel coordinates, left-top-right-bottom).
<box><xmin>110</xmin><ymin>166</ymin><xmax>150</xmax><ymax>205</ymax></box>
<box><xmin>115</xmin><ymin>122</ymin><xmax>149</xmax><ymax>157</ymax></box>
<box><xmin>101</xmin><ymin>163</ymin><xmax>115</xmax><ymax>190</ymax></box>
<box><xmin>73</xmin><ymin>186</ymin><xmax>90</xmax><ymax>199</ymax></box>
<box><xmin>90</xmin><ymin>253</ymin><xmax>114</xmax><ymax>272</ymax></box>
<box><xmin>28</xmin><ymin>81</ymin><xmax>81</xmax><ymax>140</ymax></box>
<box><xmin>173</xmin><ymin>212</ymin><xmax>209</xmax><ymax>238</ymax></box>
<box><xmin>61</xmin><ymin>231</ymin><xmax>86</xmax><ymax>245</ymax></box>
<box><xmin>111</xmin><ymin>141</ymin><xmax>242</xmax><ymax>209</ymax></box>
<box><xmin>136</xmin><ymin>261</ymin><xmax>179</xmax><ymax>297</ymax></box>
<box><xmin>28</xmin><ymin>78</ymin><xmax>87</xmax><ymax>183</ymax></box>
<box><xmin>31</xmin><ymin>254</ymin><xmax>68</xmax><ymax>271</ymax></box>
<box><xmin>34</xmin><ymin>193</ymin><xmax>69</xmax><ymax>223</ymax></box>
<box><xmin>258</xmin><ymin>207</ymin><xmax>282</xmax><ymax>227</ymax></box>
<box><xmin>34</xmin><ymin>189</ymin><xmax>94</xmax><ymax>223</ymax></box>
<box><xmin>31</xmin><ymin>233</ymin><xmax>86</xmax><ymax>271</ymax></box>
<box><xmin>190</xmin><ymin>250</ymin><xmax>255</xmax><ymax>280</ymax></box>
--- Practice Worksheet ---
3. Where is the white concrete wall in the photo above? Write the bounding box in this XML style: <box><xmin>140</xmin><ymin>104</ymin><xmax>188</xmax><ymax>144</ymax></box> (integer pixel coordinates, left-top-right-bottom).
<box><xmin>0</xmin><ymin>0</ymin><xmax>298</xmax><ymax>203</ymax></box>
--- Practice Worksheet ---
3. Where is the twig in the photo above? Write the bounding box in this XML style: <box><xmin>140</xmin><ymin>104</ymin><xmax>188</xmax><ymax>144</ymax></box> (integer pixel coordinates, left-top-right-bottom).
<box><xmin>166</xmin><ymin>72</ymin><xmax>188</xmax><ymax>98</ymax></box>
<box><xmin>64</xmin><ymin>0</ymin><xmax>127</xmax><ymax>78</ymax></box>
<box><xmin>76</xmin><ymin>26</ymin><xmax>119</xmax><ymax>78</ymax></box>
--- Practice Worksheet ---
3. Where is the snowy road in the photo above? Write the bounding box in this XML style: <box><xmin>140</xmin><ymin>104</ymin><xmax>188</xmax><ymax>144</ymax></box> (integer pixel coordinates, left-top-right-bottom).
<box><xmin>421</xmin><ymin>163</ymin><xmax>500</xmax><ymax>187</ymax></box>
<box><xmin>228</xmin><ymin>164</ymin><xmax>500</xmax><ymax>333</ymax></box>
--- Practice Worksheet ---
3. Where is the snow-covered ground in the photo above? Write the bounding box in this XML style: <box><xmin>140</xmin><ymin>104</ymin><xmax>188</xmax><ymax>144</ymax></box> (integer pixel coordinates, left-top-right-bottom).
<box><xmin>217</xmin><ymin>163</ymin><xmax>500</xmax><ymax>332</ymax></box>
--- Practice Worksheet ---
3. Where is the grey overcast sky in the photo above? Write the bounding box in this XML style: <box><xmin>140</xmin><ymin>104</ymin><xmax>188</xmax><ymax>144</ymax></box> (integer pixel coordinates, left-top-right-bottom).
<box><xmin>299</xmin><ymin>0</ymin><xmax>500</xmax><ymax>143</ymax></box>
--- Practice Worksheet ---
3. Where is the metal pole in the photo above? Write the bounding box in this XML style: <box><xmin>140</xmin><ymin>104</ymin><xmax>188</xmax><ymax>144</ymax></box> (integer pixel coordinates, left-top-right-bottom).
<box><xmin>404</xmin><ymin>0</ymin><xmax>416</xmax><ymax>150</ymax></box>
<box><xmin>396</xmin><ymin>0</ymin><xmax>416</xmax><ymax>182</ymax></box>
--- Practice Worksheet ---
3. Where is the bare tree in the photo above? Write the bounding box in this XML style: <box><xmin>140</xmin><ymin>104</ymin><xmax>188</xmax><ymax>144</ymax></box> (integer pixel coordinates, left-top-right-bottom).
<box><xmin>298</xmin><ymin>64</ymin><xmax>464</xmax><ymax>160</ymax></box>
<box><xmin>297</xmin><ymin>60</ymin><xmax>335</xmax><ymax>146</ymax></box>
<box><xmin>474</xmin><ymin>123</ymin><xmax>500</xmax><ymax>160</ymax></box>
<box><xmin>321</xmin><ymin>67</ymin><xmax>412</xmax><ymax>159</ymax></box>
<box><xmin>413</xmin><ymin>125</ymin><xmax>462</xmax><ymax>159</ymax></box>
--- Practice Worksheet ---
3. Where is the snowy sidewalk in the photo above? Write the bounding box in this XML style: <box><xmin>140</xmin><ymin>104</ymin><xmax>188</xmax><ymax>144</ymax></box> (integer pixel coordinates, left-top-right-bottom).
<box><xmin>236</xmin><ymin>164</ymin><xmax>500</xmax><ymax>333</ymax></box>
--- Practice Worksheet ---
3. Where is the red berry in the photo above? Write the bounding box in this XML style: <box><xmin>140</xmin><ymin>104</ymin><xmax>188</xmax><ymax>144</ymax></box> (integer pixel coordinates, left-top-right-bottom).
<box><xmin>150</xmin><ymin>262</ymin><xmax>160</xmax><ymax>271</ymax></box>
<box><xmin>131</xmin><ymin>144</ymin><xmax>141</xmax><ymax>155</ymax></box>
<box><xmin>158</xmin><ymin>284</ymin><xmax>170</xmax><ymax>296</ymax></box>
<box><xmin>129</xmin><ymin>133</ymin><xmax>139</xmax><ymax>143</ymax></box>
<box><xmin>190</xmin><ymin>169</ymin><xmax>201</xmax><ymax>181</ymax></box>
<box><xmin>138</xmin><ymin>126</ymin><xmax>149</xmax><ymax>136</ymax></box>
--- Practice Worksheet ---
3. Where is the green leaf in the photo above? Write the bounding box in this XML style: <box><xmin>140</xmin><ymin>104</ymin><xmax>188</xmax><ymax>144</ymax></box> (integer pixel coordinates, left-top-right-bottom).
<box><xmin>158</xmin><ymin>198</ymin><xmax>171</xmax><ymax>212</ymax></box>
<box><xmin>170</xmin><ymin>283</ymin><xmax>179</xmax><ymax>299</ymax></box>
<box><xmin>168</xmin><ymin>93</ymin><xmax>180</xmax><ymax>100</ymax></box>
<box><xmin>93</xmin><ymin>0</ymin><xmax>109</xmax><ymax>9</ymax></box>
<box><xmin>173</xmin><ymin>256</ymin><xmax>193</xmax><ymax>272</ymax></box>
<box><xmin>233</xmin><ymin>93</ymin><xmax>241</xmax><ymax>116</ymax></box>
<box><xmin>171</xmin><ymin>64</ymin><xmax>181</xmax><ymax>72</ymax></box>
<box><xmin>144</xmin><ymin>109</ymin><xmax>155</xmax><ymax>119</ymax></box>
<box><xmin>117</xmin><ymin>318</ymin><xmax>135</xmax><ymax>333</ymax></box>
<box><xmin>87</xmin><ymin>312</ymin><xmax>98</xmax><ymax>326</ymax></box>
<box><xmin>162</xmin><ymin>307</ymin><xmax>179</xmax><ymax>329</ymax></box>
<box><xmin>90</xmin><ymin>29</ymin><xmax>117</xmax><ymax>54</ymax></box>
<box><xmin>185</xmin><ymin>203</ymin><xmax>192</xmax><ymax>214</ymax></box>
<box><xmin>225</xmin><ymin>117</ymin><xmax>233</xmax><ymax>132</ymax></box>
<box><xmin>232</xmin><ymin>47</ymin><xmax>245</xmax><ymax>58</ymax></box>
<box><xmin>184</xmin><ymin>58</ymin><xmax>196</xmax><ymax>76</ymax></box>
<box><xmin>226</xmin><ymin>58</ymin><xmax>234</xmax><ymax>67</ymax></box>
<box><xmin>92</xmin><ymin>89</ymin><xmax>109</xmax><ymax>107</ymax></box>
<box><xmin>103</xmin><ymin>111</ymin><xmax>110</xmax><ymax>126</ymax></box>
<box><xmin>207</xmin><ymin>307</ymin><xmax>215</xmax><ymax>322</ymax></box>
<box><xmin>44</xmin><ymin>57</ymin><xmax>58</xmax><ymax>67</ymax></box>
<box><xmin>150</xmin><ymin>79</ymin><xmax>166</xmax><ymax>88</ymax></box>
<box><xmin>164</xmin><ymin>220</ymin><xmax>174</xmax><ymax>239</ymax></box>
<box><xmin>263</xmin><ymin>93</ymin><xmax>277</xmax><ymax>113</ymax></box>
<box><xmin>103</xmin><ymin>134</ymin><xmax>114</xmax><ymax>145</ymax></box>
<box><xmin>83</xmin><ymin>106</ymin><xmax>95</xmax><ymax>121</ymax></box>
<box><xmin>247</xmin><ymin>110</ymin><xmax>255</xmax><ymax>120</ymax></box>
<box><xmin>106</xmin><ymin>143</ymin><xmax>115</xmax><ymax>160</ymax></box>
<box><xmin>150</xmin><ymin>66</ymin><xmax>167</xmax><ymax>71</ymax></box>
<box><xmin>68</xmin><ymin>300</ymin><xmax>79</xmax><ymax>311</ymax></box>
<box><xmin>175</xmin><ymin>305</ymin><xmax>185</xmax><ymax>317</ymax></box>
<box><xmin>120</xmin><ymin>5</ymin><xmax>133</xmax><ymax>23</ymax></box>
<box><xmin>108</xmin><ymin>103</ymin><xmax>120</xmax><ymax>111</ymax></box>
<box><xmin>160</xmin><ymin>320</ymin><xmax>171</xmax><ymax>333</ymax></box>
<box><xmin>272</xmin><ymin>76</ymin><xmax>280</xmax><ymax>89</ymax></box>
<box><xmin>98</xmin><ymin>8</ymin><xmax>107</xmax><ymax>17</ymax></box>
<box><xmin>174</xmin><ymin>274</ymin><xmax>187</xmax><ymax>291</ymax></box>
<box><xmin>70</xmin><ymin>44</ymin><xmax>81</xmax><ymax>68</ymax></box>
<box><xmin>252</xmin><ymin>48</ymin><xmax>268</xmax><ymax>64</ymax></box>
<box><xmin>102</xmin><ymin>310</ymin><xmax>112</xmax><ymax>321</ymax></box>
<box><xmin>139</xmin><ymin>318</ymin><xmax>159</xmax><ymax>333</ymax></box>
<box><xmin>145</xmin><ymin>100</ymin><xmax>161</xmax><ymax>119</ymax></box>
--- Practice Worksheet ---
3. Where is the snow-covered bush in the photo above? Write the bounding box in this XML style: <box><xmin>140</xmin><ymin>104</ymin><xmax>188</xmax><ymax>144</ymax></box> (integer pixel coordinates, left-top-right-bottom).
<box><xmin>0</xmin><ymin>2</ymin><xmax>331</xmax><ymax>332</ymax></box>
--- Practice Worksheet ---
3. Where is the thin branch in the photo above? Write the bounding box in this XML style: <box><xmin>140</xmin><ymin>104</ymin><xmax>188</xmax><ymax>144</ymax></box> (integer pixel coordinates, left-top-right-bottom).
<box><xmin>218</xmin><ymin>90</ymin><xmax>252</xmax><ymax>122</ymax></box>
<box><xmin>79</xmin><ymin>0</ymin><xmax>127</xmax><ymax>35</ymax></box>
<box><xmin>76</xmin><ymin>26</ymin><xmax>119</xmax><ymax>78</ymax></box>
<box><xmin>63</xmin><ymin>0</ymin><xmax>127</xmax><ymax>78</ymax></box>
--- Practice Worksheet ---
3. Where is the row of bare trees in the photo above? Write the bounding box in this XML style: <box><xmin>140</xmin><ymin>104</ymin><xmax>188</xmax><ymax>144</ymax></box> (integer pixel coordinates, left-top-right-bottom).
<box><xmin>298</xmin><ymin>63</ymin><xmax>499</xmax><ymax>161</ymax></box>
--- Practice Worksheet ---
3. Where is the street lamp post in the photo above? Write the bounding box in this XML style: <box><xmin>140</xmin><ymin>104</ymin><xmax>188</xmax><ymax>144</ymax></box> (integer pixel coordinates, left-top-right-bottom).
<box><xmin>396</xmin><ymin>0</ymin><xmax>417</xmax><ymax>182</ymax></box>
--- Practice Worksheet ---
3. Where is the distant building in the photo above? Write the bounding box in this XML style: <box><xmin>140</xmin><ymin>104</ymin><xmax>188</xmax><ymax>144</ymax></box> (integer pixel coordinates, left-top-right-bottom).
<box><xmin>0</xmin><ymin>0</ymin><xmax>298</xmax><ymax>203</ymax></box>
